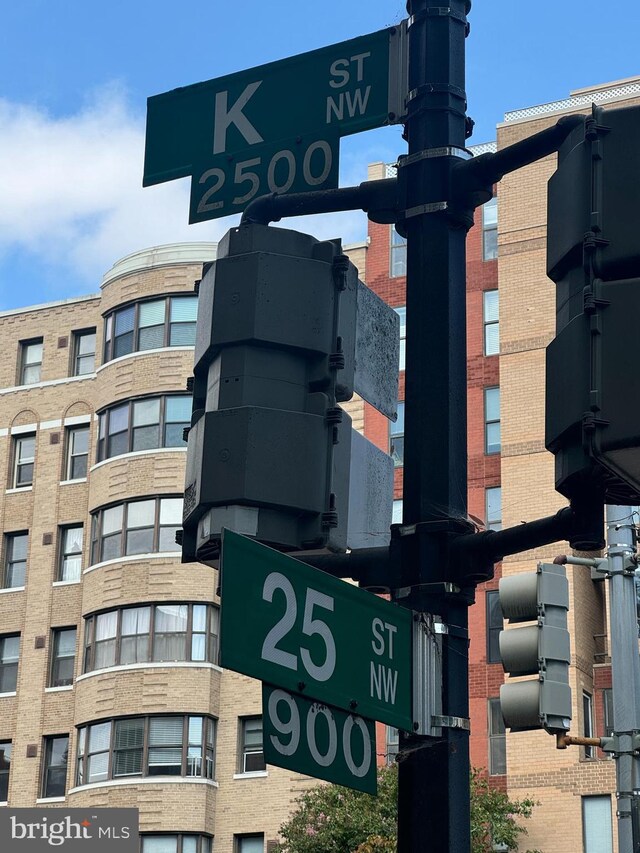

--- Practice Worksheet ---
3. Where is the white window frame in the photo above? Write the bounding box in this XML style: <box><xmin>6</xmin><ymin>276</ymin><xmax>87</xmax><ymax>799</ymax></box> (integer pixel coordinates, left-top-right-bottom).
<box><xmin>72</xmin><ymin>329</ymin><xmax>96</xmax><ymax>376</ymax></box>
<box><xmin>390</xmin><ymin>227</ymin><xmax>407</xmax><ymax>277</ymax></box>
<box><xmin>390</xmin><ymin>401</ymin><xmax>405</xmax><ymax>467</ymax></box>
<box><xmin>488</xmin><ymin>697</ymin><xmax>506</xmax><ymax>775</ymax></box>
<box><xmin>485</xmin><ymin>487</ymin><xmax>502</xmax><ymax>531</ymax></box>
<box><xmin>13</xmin><ymin>434</ymin><xmax>35</xmax><ymax>488</ymax></box>
<box><xmin>240</xmin><ymin>717</ymin><xmax>265</xmax><ymax>774</ymax></box>
<box><xmin>484</xmin><ymin>387</ymin><xmax>501</xmax><ymax>454</ymax></box>
<box><xmin>20</xmin><ymin>339</ymin><xmax>43</xmax><ymax>385</ymax></box>
<box><xmin>583</xmin><ymin>691</ymin><xmax>595</xmax><ymax>758</ymax></box>
<box><xmin>582</xmin><ymin>795</ymin><xmax>613</xmax><ymax>853</ymax></box>
<box><xmin>483</xmin><ymin>290</ymin><xmax>499</xmax><ymax>356</ymax></box>
<box><xmin>482</xmin><ymin>196</ymin><xmax>498</xmax><ymax>261</ymax></box>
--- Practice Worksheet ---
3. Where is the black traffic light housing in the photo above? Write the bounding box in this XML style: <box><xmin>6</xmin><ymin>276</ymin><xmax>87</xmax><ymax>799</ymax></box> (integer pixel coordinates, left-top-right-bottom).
<box><xmin>181</xmin><ymin>222</ymin><xmax>397</xmax><ymax>564</ymax></box>
<box><xmin>546</xmin><ymin>104</ymin><xmax>640</xmax><ymax>506</ymax></box>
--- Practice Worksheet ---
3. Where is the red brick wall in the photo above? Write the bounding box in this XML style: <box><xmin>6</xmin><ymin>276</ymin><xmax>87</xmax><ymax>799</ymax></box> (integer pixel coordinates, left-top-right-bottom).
<box><xmin>367</xmin><ymin>199</ymin><xmax>503</xmax><ymax>782</ymax></box>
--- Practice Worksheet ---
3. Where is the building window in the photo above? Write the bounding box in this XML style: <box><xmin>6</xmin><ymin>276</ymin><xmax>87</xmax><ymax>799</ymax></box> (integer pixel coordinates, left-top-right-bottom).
<box><xmin>390</xmin><ymin>402</ymin><xmax>405</xmax><ymax>467</ymax></box>
<box><xmin>141</xmin><ymin>836</ymin><xmax>213</xmax><ymax>853</ymax></box>
<box><xmin>486</xmin><ymin>590</ymin><xmax>503</xmax><ymax>664</ymax></box>
<box><xmin>83</xmin><ymin>603</ymin><xmax>219</xmax><ymax>673</ymax></box>
<box><xmin>582</xmin><ymin>795</ymin><xmax>613</xmax><ymax>853</ymax></box>
<box><xmin>395</xmin><ymin>306</ymin><xmax>406</xmax><ymax>370</ymax></box>
<box><xmin>13</xmin><ymin>434</ymin><xmax>35</xmax><ymax>488</ymax></box>
<box><xmin>235</xmin><ymin>836</ymin><xmax>264</xmax><ymax>853</ymax></box>
<box><xmin>103</xmin><ymin>296</ymin><xmax>198</xmax><ymax>364</ymax></box>
<box><xmin>64</xmin><ymin>425</ymin><xmax>89</xmax><ymax>480</ymax></box>
<box><xmin>148</xmin><ymin>716</ymin><xmax>184</xmax><ymax>777</ymax></box>
<box><xmin>488</xmin><ymin>698</ymin><xmax>506</xmax><ymax>775</ymax></box>
<box><xmin>390</xmin><ymin>227</ymin><xmax>407</xmax><ymax>277</ymax></box>
<box><xmin>603</xmin><ymin>688</ymin><xmax>614</xmax><ymax>737</ymax></box>
<box><xmin>76</xmin><ymin>715</ymin><xmax>216</xmax><ymax>785</ymax></box>
<box><xmin>483</xmin><ymin>290</ymin><xmax>499</xmax><ymax>356</ymax></box>
<box><xmin>4</xmin><ymin>533</ymin><xmax>28</xmax><ymax>589</ymax></box>
<box><xmin>0</xmin><ymin>742</ymin><xmax>11</xmax><ymax>802</ymax></box>
<box><xmin>583</xmin><ymin>691</ymin><xmax>595</xmax><ymax>758</ymax></box>
<box><xmin>485</xmin><ymin>487</ymin><xmax>502</xmax><ymax>531</ymax></box>
<box><xmin>240</xmin><ymin>717</ymin><xmax>265</xmax><ymax>773</ymax></box>
<box><xmin>386</xmin><ymin>726</ymin><xmax>399</xmax><ymax>765</ymax></box>
<box><xmin>392</xmin><ymin>499</ymin><xmax>403</xmax><ymax>526</ymax></box>
<box><xmin>484</xmin><ymin>387</ymin><xmax>501</xmax><ymax>454</ymax></box>
<box><xmin>0</xmin><ymin>635</ymin><xmax>19</xmax><ymax>693</ymax></box>
<box><xmin>90</xmin><ymin>496</ymin><xmax>183</xmax><ymax>565</ymax></box>
<box><xmin>482</xmin><ymin>196</ymin><xmax>498</xmax><ymax>261</ymax></box>
<box><xmin>72</xmin><ymin>329</ymin><xmax>96</xmax><ymax>376</ymax></box>
<box><xmin>49</xmin><ymin>628</ymin><xmax>76</xmax><ymax>688</ymax></box>
<box><xmin>58</xmin><ymin>526</ymin><xmax>83</xmax><ymax>582</ymax></box>
<box><xmin>20</xmin><ymin>339</ymin><xmax>43</xmax><ymax>385</ymax></box>
<box><xmin>97</xmin><ymin>395</ymin><xmax>191</xmax><ymax>461</ymax></box>
<box><xmin>41</xmin><ymin>735</ymin><xmax>69</xmax><ymax>799</ymax></box>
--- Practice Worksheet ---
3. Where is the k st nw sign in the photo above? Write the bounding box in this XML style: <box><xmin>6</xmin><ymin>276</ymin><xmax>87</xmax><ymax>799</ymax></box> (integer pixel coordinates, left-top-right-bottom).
<box><xmin>219</xmin><ymin>529</ymin><xmax>413</xmax><ymax>732</ymax></box>
<box><xmin>143</xmin><ymin>24</ymin><xmax>407</xmax><ymax>221</ymax></box>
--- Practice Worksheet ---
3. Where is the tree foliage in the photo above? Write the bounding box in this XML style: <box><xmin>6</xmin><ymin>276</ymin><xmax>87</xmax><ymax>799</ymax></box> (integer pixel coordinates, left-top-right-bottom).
<box><xmin>470</xmin><ymin>769</ymin><xmax>541</xmax><ymax>853</ymax></box>
<box><xmin>276</xmin><ymin>765</ymin><xmax>541</xmax><ymax>853</ymax></box>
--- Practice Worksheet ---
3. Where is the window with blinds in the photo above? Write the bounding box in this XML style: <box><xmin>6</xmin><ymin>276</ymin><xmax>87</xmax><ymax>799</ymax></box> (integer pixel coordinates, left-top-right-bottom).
<box><xmin>103</xmin><ymin>296</ymin><xmax>198</xmax><ymax>363</ymax></box>
<box><xmin>240</xmin><ymin>717</ymin><xmax>265</xmax><ymax>773</ymax></box>
<box><xmin>483</xmin><ymin>290</ymin><xmax>499</xmax><ymax>356</ymax></box>
<box><xmin>97</xmin><ymin>395</ymin><xmax>191</xmax><ymax>461</ymax></box>
<box><xmin>76</xmin><ymin>715</ymin><xmax>216</xmax><ymax>785</ymax></box>
<box><xmin>582</xmin><ymin>796</ymin><xmax>613</xmax><ymax>853</ymax></box>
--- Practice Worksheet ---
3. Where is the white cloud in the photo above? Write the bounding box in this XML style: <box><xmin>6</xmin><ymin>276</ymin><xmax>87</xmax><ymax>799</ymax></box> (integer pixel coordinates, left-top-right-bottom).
<box><xmin>0</xmin><ymin>87</ymin><xmax>222</xmax><ymax>289</ymax></box>
<box><xmin>0</xmin><ymin>87</ymin><xmax>400</xmax><ymax>305</ymax></box>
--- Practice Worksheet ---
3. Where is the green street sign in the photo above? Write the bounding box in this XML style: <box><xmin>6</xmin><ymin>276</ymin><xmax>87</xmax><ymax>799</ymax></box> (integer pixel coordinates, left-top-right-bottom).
<box><xmin>143</xmin><ymin>23</ymin><xmax>407</xmax><ymax>222</ymax></box>
<box><xmin>262</xmin><ymin>684</ymin><xmax>377</xmax><ymax>795</ymax></box>
<box><xmin>220</xmin><ymin>529</ymin><xmax>413</xmax><ymax>730</ymax></box>
<box><xmin>187</xmin><ymin>132</ymin><xmax>340</xmax><ymax>223</ymax></box>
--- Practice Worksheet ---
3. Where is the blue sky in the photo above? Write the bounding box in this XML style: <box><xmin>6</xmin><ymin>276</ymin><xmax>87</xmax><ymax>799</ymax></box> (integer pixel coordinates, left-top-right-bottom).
<box><xmin>1</xmin><ymin>0</ymin><xmax>639</xmax><ymax>310</ymax></box>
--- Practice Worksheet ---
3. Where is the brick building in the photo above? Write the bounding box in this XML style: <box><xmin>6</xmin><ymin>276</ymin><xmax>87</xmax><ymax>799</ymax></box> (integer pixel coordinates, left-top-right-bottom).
<box><xmin>0</xmin><ymin>243</ymin><xmax>332</xmax><ymax>853</ymax></box>
<box><xmin>494</xmin><ymin>78</ymin><xmax>640</xmax><ymax>853</ymax></box>
<box><xmin>2</xmin><ymin>75</ymin><xmax>640</xmax><ymax>853</ymax></box>
<box><xmin>363</xmin><ymin>76</ymin><xmax>640</xmax><ymax>852</ymax></box>
<box><xmin>363</xmin><ymin>154</ymin><xmax>504</xmax><ymax>780</ymax></box>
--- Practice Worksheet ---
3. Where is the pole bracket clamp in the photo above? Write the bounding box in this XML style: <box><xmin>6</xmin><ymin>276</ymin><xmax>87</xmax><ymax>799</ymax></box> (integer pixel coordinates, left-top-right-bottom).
<box><xmin>395</xmin><ymin>582</ymin><xmax>461</xmax><ymax>599</ymax></box>
<box><xmin>433</xmin><ymin>620</ymin><xmax>468</xmax><ymax>640</ymax></box>
<box><xmin>405</xmin><ymin>201</ymin><xmax>449</xmax><ymax>218</ymax></box>
<box><xmin>407</xmin><ymin>83</ymin><xmax>467</xmax><ymax>105</ymax></box>
<box><xmin>408</xmin><ymin>8</ymin><xmax>468</xmax><ymax>26</ymax></box>
<box><xmin>398</xmin><ymin>147</ymin><xmax>472</xmax><ymax>168</ymax></box>
<box><xmin>432</xmin><ymin>715</ymin><xmax>470</xmax><ymax>731</ymax></box>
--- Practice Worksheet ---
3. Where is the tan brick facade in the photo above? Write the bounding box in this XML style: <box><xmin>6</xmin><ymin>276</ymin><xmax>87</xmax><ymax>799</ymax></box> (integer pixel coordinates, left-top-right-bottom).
<box><xmin>0</xmin><ymin>241</ymin><xmax>336</xmax><ymax>851</ymax></box>
<box><xmin>497</xmin><ymin>78</ymin><xmax>640</xmax><ymax>850</ymax></box>
<box><xmin>2</xmin><ymin>75</ymin><xmax>638</xmax><ymax>851</ymax></box>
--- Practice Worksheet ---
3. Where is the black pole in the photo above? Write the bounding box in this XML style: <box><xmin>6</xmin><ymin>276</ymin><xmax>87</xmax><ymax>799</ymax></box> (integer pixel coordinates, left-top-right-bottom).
<box><xmin>397</xmin><ymin>2</ymin><xmax>472</xmax><ymax>852</ymax></box>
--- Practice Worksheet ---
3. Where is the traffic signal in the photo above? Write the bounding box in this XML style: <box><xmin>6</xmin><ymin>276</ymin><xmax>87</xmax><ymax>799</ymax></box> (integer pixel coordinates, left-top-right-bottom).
<box><xmin>499</xmin><ymin>563</ymin><xmax>571</xmax><ymax>733</ymax></box>
<box><xmin>181</xmin><ymin>222</ymin><xmax>398</xmax><ymax>563</ymax></box>
<box><xmin>546</xmin><ymin>103</ymin><xmax>640</xmax><ymax>506</ymax></box>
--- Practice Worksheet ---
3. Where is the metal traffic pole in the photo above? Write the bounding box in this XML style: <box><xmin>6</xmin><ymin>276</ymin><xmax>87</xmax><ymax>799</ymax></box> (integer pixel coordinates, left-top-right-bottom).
<box><xmin>606</xmin><ymin>505</ymin><xmax>640</xmax><ymax>853</ymax></box>
<box><xmin>396</xmin><ymin>1</ymin><xmax>473</xmax><ymax>851</ymax></box>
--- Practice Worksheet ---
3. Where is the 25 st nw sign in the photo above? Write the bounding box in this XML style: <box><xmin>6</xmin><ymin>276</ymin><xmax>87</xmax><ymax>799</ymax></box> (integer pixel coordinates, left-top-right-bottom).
<box><xmin>143</xmin><ymin>24</ymin><xmax>407</xmax><ymax>221</ymax></box>
<box><xmin>219</xmin><ymin>530</ymin><xmax>412</xmax><ymax>731</ymax></box>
